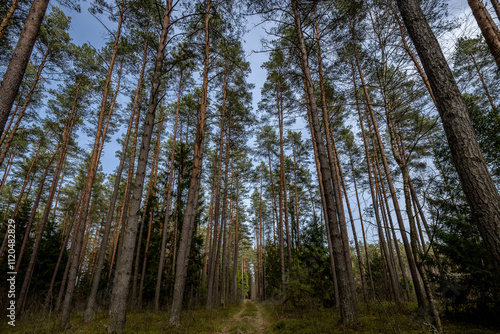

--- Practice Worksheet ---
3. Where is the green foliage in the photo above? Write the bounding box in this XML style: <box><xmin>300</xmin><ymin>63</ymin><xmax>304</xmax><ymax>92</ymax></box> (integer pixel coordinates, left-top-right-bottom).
<box><xmin>429</xmin><ymin>128</ymin><xmax>500</xmax><ymax>326</ymax></box>
<box><xmin>462</xmin><ymin>94</ymin><xmax>500</xmax><ymax>180</ymax></box>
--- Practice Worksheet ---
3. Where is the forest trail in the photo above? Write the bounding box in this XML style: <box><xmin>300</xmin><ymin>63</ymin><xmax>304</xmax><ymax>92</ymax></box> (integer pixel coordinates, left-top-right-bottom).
<box><xmin>219</xmin><ymin>299</ymin><xmax>267</xmax><ymax>334</ymax></box>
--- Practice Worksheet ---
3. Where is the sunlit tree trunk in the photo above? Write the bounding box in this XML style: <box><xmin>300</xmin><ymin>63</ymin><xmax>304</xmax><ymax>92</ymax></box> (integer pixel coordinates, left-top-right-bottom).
<box><xmin>350</xmin><ymin>19</ymin><xmax>426</xmax><ymax>309</ymax></box>
<box><xmin>170</xmin><ymin>0</ymin><xmax>211</xmax><ymax>325</ymax></box>
<box><xmin>61</xmin><ymin>56</ymin><xmax>123</xmax><ymax>329</ymax></box>
<box><xmin>108</xmin><ymin>1</ymin><xmax>172</xmax><ymax>331</ymax></box>
<box><xmin>85</xmin><ymin>26</ymin><xmax>148</xmax><ymax>321</ymax></box>
<box><xmin>0</xmin><ymin>0</ymin><xmax>50</xmax><ymax>138</ymax></box>
<box><xmin>207</xmin><ymin>69</ymin><xmax>228</xmax><ymax>309</ymax></box>
<box><xmin>468</xmin><ymin>0</ymin><xmax>500</xmax><ymax>69</ymax></box>
<box><xmin>292</xmin><ymin>0</ymin><xmax>357</xmax><ymax>322</ymax></box>
<box><xmin>0</xmin><ymin>0</ymin><xmax>20</xmax><ymax>41</ymax></box>
<box><xmin>0</xmin><ymin>50</ymin><xmax>48</xmax><ymax>168</ymax></box>
<box><xmin>155</xmin><ymin>68</ymin><xmax>183</xmax><ymax>312</ymax></box>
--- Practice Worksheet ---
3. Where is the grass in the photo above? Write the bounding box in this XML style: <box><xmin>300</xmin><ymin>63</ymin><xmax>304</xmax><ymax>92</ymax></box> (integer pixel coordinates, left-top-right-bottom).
<box><xmin>0</xmin><ymin>304</ymin><xmax>241</xmax><ymax>333</ymax></box>
<box><xmin>3</xmin><ymin>300</ymin><xmax>498</xmax><ymax>333</ymax></box>
<box><xmin>240</xmin><ymin>301</ymin><xmax>257</xmax><ymax>318</ymax></box>
<box><xmin>264</xmin><ymin>301</ymin><xmax>500</xmax><ymax>334</ymax></box>
<box><xmin>227</xmin><ymin>322</ymin><xmax>256</xmax><ymax>333</ymax></box>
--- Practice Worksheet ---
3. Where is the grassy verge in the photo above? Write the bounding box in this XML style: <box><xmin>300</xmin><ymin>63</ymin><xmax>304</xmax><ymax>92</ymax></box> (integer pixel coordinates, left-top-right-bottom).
<box><xmin>264</xmin><ymin>301</ymin><xmax>499</xmax><ymax>334</ymax></box>
<box><xmin>0</xmin><ymin>304</ymin><xmax>241</xmax><ymax>333</ymax></box>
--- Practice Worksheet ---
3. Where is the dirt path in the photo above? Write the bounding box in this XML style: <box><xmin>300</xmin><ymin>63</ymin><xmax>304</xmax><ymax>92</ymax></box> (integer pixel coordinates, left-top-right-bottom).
<box><xmin>253</xmin><ymin>300</ymin><xmax>266</xmax><ymax>333</ymax></box>
<box><xmin>220</xmin><ymin>299</ymin><xmax>267</xmax><ymax>334</ymax></box>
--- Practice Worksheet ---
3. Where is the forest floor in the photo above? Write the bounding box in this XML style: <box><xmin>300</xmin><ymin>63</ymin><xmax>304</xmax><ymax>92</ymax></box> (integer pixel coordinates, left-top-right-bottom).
<box><xmin>1</xmin><ymin>300</ymin><xmax>498</xmax><ymax>333</ymax></box>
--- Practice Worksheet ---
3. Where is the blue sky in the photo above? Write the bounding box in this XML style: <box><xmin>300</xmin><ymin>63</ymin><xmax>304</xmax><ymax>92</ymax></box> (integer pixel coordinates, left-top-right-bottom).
<box><xmin>60</xmin><ymin>1</ymin><xmax>273</xmax><ymax>176</ymax></box>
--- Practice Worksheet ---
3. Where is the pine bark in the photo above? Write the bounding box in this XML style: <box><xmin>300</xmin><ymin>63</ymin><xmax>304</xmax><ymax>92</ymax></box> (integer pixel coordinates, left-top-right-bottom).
<box><xmin>61</xmin><ymin>57</ymin><xmax>123</xmax><ymax>329</ymax></box>
<box><xmin>351</xmin><ymin>19</ymin><xmax>427</xmax><ymax>309</ymax></box>
<box><xmin>16</xmin><ymin>145</ymin><xmax>60</xmax><ymax>313</ymax></box>
<box><xmin>276</xmin><ymin>85</ymin><xmax>287</xmax><ymax>290</ymax></box>
<box><xmin>0</xmin><ymin>0</ymin><xmax>50</xmax><ymax>138</ymax></box>
<box><xmin>292</xmin><ymin>0</ymin><xmax>357</xmax><ymax>323</ymax></box>
<box><xmin>154</xmin><ymin>68</ymin><xmax>183</xmax><ymax>312</ymax></box>
<box><xmin>231</xmin><ymin>175</ymin><xmax>240</xmax><ymax>303</ymax></box>
<box><xmin>303</xmin><ymin>76</ymin><xmax>340</xmax><ymax>308</ymax></box>
<box><xmin>468</xmin><ymin>0</ymin><xmax>500</xmax><ymax>69</ymax></box>
<box><xmin>169</xmin><ymin>0</ymin><xmax>211</xmax><ymax>325</ymax></box>
<box><xmin>397</xmin><ymin>0</ymin><xmax>500</xmax><ymax>277</ymax></box>
<box><xmin>0</xmin><ymin>50</ymin><xmax>48</xmax><ymax>168</ymax></box>
<box><xmin>84</xmin><ymin>26</ymin><xmax>148</xmax><ymax>321</ymax></box>
<box><xmin>108</xmin><ymin>1</ymin><xmax>172</xmax><ymax>331</ymax></box>
<box><xmin>0</xmin><ymin>0</ymin><xmax>20</xmax><ymax>41</ymax></box>
<box><xmin>207</xmin><ymin>69</ymin><xmax>228</xmax><ymax>309</ymax></box>
<box><xmin>492</xmin><ymin>0</ymin><xmax>500</xmax><ymax>21</ymax></box>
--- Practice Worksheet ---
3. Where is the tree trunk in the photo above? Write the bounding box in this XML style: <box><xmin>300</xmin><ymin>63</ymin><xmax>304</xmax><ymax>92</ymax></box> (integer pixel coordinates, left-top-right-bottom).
<box><xmin>468</xmin><ymin>0</ymin><xmax>500</xmax><ymax>69</ymax></box>
<box><xmin>108</xmin><ymin>1</ymin><xmax>172</xmax><ymax>331</ymax></box>
<box><xmin>492</xmin><ymin>0</ymin><xmax>500</xmax><ymax>21</ymax></box>
<box><xmin>347</xmin><ymin>146</ymin><xmax>375</xmax><ymax>297</ymax></box>
<box><xmin>470</xmin><ymin>53</ymin><xmax>498</xmax><ymax>114</ymax></box>
<box><xmin>291</xmin><ymin>146</ymin><xmax>300</xmax><ymax>248</ymax></box>
<box><xmin>170</xmin><ymin>0</ymin><xmax>211</xmax><ymax>325</ymax></box>
<box><xmin>397</xmin><ymin>0</ymin><xmax>500</xmax><ymax>277</ymax></box>
<box><xmin>315</xmin><ymin>7</ymin><xmax>356</xmax><ymax>301</ymax></box>
<box><xmin>60</xmin><ymin>56</ymin><xmax>123</xmax><ymax>330</ymax></box>
<box><xmin>137</xmin><ymin>113</ymin><xmax>163</xmax><ymax>307</ymax></box>
<box><xmin>350</xmin><ymin>17</ymin><xmax>426</xmax><ymax>309</ymax></box>
<box><xmin>231</xmin><ymin>176</ymin><xmax>240</xmax><ymax>303</ymax></box>
<box><xmin>276</xmin><ymin>86</ymin><xmax>287</xmax><ymax>290</ymax></box>
<box><xmin>0</xmin><ymin>144</ymin><xmax>40</xmax><ymax>260</ymax></box>
<box><xmin>207</xmin><ymin>69</ymin><xmax>227</xmax><ymax>309</ymax></box>
<box><xmin>16</xmin><ymin>145</ymin><xmax>60</xmax><ymax>313</ymax></box>
<box><xmin>154</xmin><ymin>68</ymin><xmax>183</xmax><ymax>312</ymax></box>
<box><xmin>0</xmin><ymin>0</ymin><xmax>50</xmax><ymax>138</ymax></box>
<box><xmin>339</xmin><ymin>158</ymin><xmax>368</xmax><ymax>303</ymax></box>
<box><xmin>44</xmin><ymin>195</ymin><xmax>79</xmax><ymax>309</ymax></box>
<box><xmin>303</xmin><ymin>75</ymin><xmax>340</xmax><ymax>308</ymax></box>
<box><xmin>0</xmin><ymin>0</ymin><xmax>20</xmax><ymax>41</ymax></box>
<box><xmin>0</xmin><ymin>50</ymin><xmax>48</xmax><ymax>168</ymax></box>
<box><xmin>84</xmin><ymin>25</ymin><xmax>148</xmax><ymax>321</ymax></box>
<box><xmin>292</xmin><ymin>0</ymin><xmax>357</xmax><ymax>323</ymax></box>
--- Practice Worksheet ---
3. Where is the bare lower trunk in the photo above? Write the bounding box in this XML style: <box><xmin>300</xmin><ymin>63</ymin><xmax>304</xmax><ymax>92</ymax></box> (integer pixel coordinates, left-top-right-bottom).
<box><xmin>303</xmin><ymin>76</ymin><xmax>340</xmax><ymax>308</ymax></box>
<box><xmin>108</xmin><ymin>2</ymin><xmax>172</xmax><ymax>332</ymax></box>
<box><xmin>16</xmin><ymin>146</ymin><xmax>59</xmax><ymax>313</ymax></box>
<box><xmin>351</xmin><ymin>19</ymin><xmax>425</xmax><ymax>309</ymax></box>
<box><xmin>170</xmin><ymin>0</ymin><xmax>211</xmax><ymax>325</ymax></box>
<box><xmin>61</xmin><ymin>59</ymin><xmax>123</xmax><ymax>330</ymax></box>
<box><xmin>207</xmin><ymin>69</ymin><xmax>227</xmax><ymax>309</ymax></box>
<box><xmin>84</xmin><ymin>26</ymin><xmax>148</xmax><ymax>321</ymax></box>
<box><xmin>154</xmin><ymin>69</ymin><xmax>183</xmax><ymax>311</ymax></box>
<box><xmin>292</xmin><ymin>0</ymin><xmax>356</xmax><ymax>323</ymax></box>
<box><xmin>348</xmin><ymin>147</ymin><xmax>375</xmax><ymax>297</ymax></box>
<box><xmin>231</xmin><ymin>176</ymin><xmax>239</xmax><ymax>303</ymax></box>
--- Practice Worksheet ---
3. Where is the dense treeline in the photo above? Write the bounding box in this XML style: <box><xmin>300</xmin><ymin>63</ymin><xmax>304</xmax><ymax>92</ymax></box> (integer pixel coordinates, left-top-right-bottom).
<box><xmin>0</xmin><ymin>0</ymin><xmax>499</xmax><ymax>333</ymax></box>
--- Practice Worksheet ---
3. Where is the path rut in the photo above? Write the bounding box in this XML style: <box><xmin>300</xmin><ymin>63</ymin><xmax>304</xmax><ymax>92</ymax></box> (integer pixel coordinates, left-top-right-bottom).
<box><xmin>219</xmin><ymin>299</ymin><xmax>267</xmax><ymax>334</ymax></box>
